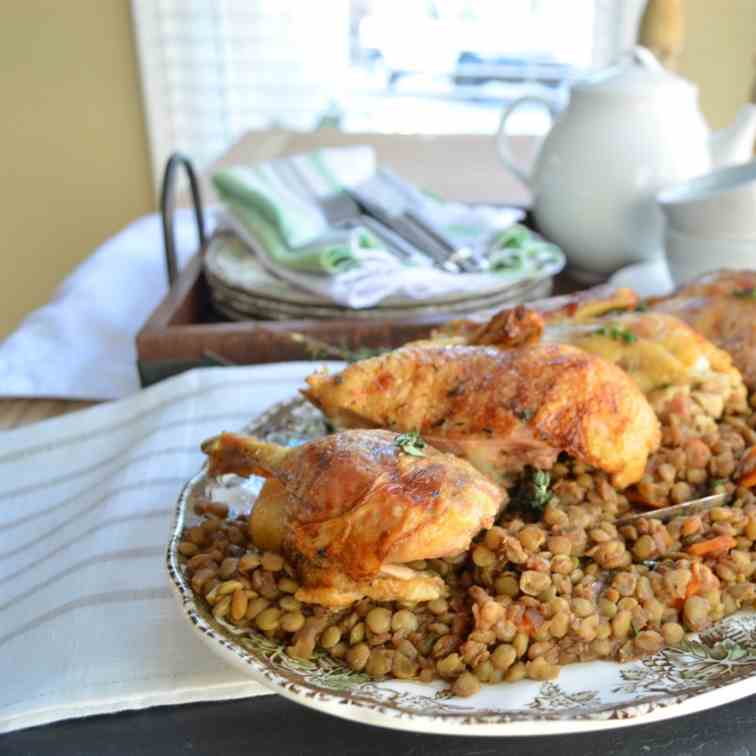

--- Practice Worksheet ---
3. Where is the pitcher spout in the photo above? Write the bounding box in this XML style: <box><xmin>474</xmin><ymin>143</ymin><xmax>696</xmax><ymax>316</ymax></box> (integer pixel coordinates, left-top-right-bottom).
<box><xmin>709</xmin><ymin>103</ymin><xmax>756</xmax><ymax>168</ymax></box>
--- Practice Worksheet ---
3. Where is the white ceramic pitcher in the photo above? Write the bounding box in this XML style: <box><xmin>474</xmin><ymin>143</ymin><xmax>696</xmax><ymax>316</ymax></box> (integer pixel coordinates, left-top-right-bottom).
<box><xmin>497</xmin><ymin>47</ymin><xmax>756</xmax><ymax>281</ymax></box>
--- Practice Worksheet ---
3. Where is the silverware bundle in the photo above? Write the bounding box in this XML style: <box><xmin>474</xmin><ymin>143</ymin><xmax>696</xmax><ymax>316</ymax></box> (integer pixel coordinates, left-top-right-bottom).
<box><xmin>319</xmin><ymin>169</ymin><xmax>485</xmax><ymax>273</ymax></box>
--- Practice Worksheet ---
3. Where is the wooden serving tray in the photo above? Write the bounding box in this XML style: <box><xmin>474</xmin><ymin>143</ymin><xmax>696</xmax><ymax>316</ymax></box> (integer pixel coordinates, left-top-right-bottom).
<box><xmin>136</xmin><ymin>155</ymin><xmax>579</xmax><ymax>388</ymax></box>
<box><xmin>136</xmin><ymin>250</ymin><xmax>458</xmax><ymax>386</ymax></box>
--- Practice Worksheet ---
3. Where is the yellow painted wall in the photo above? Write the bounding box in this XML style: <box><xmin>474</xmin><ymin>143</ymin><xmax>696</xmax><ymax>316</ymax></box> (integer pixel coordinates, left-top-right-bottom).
<box><xmin>678</xmin><ymin>0</ymin><xmax>756</xmax><ymax>129</ymax></box>
<box><xmin>0</xmin><ymin>0</ymin><xmax>153</xmax><ymax>339</ymax></box>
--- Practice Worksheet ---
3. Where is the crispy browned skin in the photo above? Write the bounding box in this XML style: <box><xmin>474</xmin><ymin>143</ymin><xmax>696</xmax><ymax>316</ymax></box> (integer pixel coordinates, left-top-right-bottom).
<box><xmin>653</xmin><ymin>270</ymin><xmax>756</xmax><ymax>390</ymax></box>
<box><xmin>471</xmin><ymin>306</ymin><xmax>544</xmax><ymax>348</ymax></box>
<box><xmin>202</xmin><ymin>429</ymin><xmax>503</xmax><ymax>607</ymax></box>
<box><xmin>303</xmin><ymin>344</ymin><xmax>660</xmax><ymax>489</ymax></box>
<box><xmin>249</xmin><ymin>478</ymin><xmax>288</xmax><ymax>552</ymax></box>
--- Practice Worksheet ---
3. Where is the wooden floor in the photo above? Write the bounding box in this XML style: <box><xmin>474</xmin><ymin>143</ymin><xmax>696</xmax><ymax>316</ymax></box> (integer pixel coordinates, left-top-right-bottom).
<box><xmin>0</xmin><ymin>398</ymin><xmax>97</xmax><ymax>431</ymax></box>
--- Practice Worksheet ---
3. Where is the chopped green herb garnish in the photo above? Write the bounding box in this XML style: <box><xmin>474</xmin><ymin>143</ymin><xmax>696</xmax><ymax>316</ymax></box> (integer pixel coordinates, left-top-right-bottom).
<box><xmin>635</xmin><ymin>302</ymin><xmax>649</xmax><ymax>312</ymax></box>
<box><xmin>531</xmin><ymin>470</ymin><xmax>552</xmax><ymax>509</ymax></box>
<box><xmin>595</xmin><ymin>325</ymin><xmax>638</xmax><ymax>344</ymax></box>
<box><xmin>733</xmin><ymin>288</ymin><xmax>756</xmax><ymax>301</ymax></box>
<box><xmin>511</xmin><ymin>467</ymin><xmax>553</xmax><ymax>514</ymax></box>
<box><xmin>288</xmin><ymin>332</ymin><xmax>387</xmax><ymax>363</ymax></box>
<box><xmin>395</xmin><ymin>430</ymin><xmax>427</xmax><ymax>457</ymax></box>
<box><xmin>709</xmin><ymin>478</ymin><xmax>728</xmax><ymax>492</ymax></box>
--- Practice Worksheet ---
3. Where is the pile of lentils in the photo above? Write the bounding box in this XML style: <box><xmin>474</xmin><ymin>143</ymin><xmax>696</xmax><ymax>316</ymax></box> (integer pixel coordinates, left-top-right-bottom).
<box><xmin>179</xmin><ymin>393</ymin><xmax>756</xmax><ymax>697</ymax></box>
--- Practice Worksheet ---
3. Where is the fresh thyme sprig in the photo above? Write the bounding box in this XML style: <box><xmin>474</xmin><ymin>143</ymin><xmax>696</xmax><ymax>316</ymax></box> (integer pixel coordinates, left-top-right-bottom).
<box><xmin>395</xmin><ymin>430</ymin><xmax>427</xmax><ymax>457</ymax></box>
<box><xmin>530</xmin><ymin>469</ymin><xmax>553</xmax><ymax>510</ymax></box>
<box><xmin>288</xmin><ymin>332</ymin><xmax>387</xmax><ymax>363</ymax></box>
<box><xmin>511</xmin><ymin>467</ymin><xmax>553</xmax><ymax>514</ymax></box>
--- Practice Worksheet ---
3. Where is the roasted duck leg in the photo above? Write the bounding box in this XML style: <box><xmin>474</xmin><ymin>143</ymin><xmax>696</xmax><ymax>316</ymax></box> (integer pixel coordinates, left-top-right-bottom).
<box><xmin>202</xmin><ymin>429</ymin><xmax>503</xmax><ymax>608</ymax></box>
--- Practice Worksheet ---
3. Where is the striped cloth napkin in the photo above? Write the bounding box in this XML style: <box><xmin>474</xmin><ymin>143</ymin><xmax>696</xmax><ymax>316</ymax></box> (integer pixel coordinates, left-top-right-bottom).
<box><xmin>0</xmin><ymin>363</ymin><xmax>339</xmax><ymax>734</ymax></box>
<box><xmin>213</xmin><ymin>146</ymin><xmax>382</xmax><ymax>274</ymax></box>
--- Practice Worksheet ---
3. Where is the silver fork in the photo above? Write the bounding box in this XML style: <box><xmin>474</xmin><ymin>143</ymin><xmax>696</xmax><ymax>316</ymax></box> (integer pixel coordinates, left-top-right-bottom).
<box><xmin>317</xmin><ymin>191</ymin><xmax>361</xmax><ymax>227</ymax></box>
<box><xmin>348</xmin><ymin>173</ymin><xmax>480</xmax><ymax>273</ymax></box>
<box><xmin>346</xmin><ymin>179</ymin><xmax>459</xmax><ymax>272</ymax></box>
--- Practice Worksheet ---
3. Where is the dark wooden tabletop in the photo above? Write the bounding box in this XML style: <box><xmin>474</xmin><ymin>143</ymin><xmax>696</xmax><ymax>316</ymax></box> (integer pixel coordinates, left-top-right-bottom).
<box><xmin>4</xmin><ymin>691</ymin><xmax>756</xmax><ymax>755</ymax></box>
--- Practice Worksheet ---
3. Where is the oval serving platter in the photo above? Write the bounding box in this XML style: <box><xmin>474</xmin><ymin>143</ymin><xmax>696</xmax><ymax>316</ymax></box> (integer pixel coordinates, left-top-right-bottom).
<box><xmin>167</xmin><ymin>397</ymin><xmax>756</xmax><ymax>736</ymax></box>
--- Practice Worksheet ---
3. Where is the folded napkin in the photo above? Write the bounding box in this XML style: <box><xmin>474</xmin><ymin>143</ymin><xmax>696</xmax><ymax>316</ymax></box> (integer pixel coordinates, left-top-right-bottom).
<box><xmin>212</xmin><ymin>146</ymin><xmax>551</xmax><ymax>309</ymax></box>
<box><xmin>222</xmin><ymin>203</ymin><xmax>382</xmax><ymax>275</ymax></box>
<box><xmin>0</xmin><ymin>362</ymin><xmax>342</xmax><ymax>734</ymax></box>
<box><xmin>214</xmin><ymin>146</ymin><xmax>379</xmax><ymax>274</ymax></box>
<box><xmin>208</xmin><ymin>227</ymin><xmax>561</xmax><ymax>311</ymax></box>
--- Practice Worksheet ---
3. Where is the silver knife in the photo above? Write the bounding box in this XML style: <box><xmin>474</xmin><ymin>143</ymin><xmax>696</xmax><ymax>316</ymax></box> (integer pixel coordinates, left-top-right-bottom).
<box><xmin>345</xmin><ymin>184</ymin><xmax>459</xmax><ymax>271</ymax></box>
<box><xmin>355</xmin><ymin>215</ymin><xmax>429</xmax><ymax>265</ymax></box>
<box><xmin>378</xmin><ymin>169</ymin><xmax>482</xmax><ymax>271</ymax></box>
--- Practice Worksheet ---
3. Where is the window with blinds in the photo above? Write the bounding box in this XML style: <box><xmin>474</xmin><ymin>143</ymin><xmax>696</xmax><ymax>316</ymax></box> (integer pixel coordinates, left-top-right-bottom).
<box><xmin>132</xmin><ymin>0</ymin><xmax>644</xmax><ymax>184</ymax></box>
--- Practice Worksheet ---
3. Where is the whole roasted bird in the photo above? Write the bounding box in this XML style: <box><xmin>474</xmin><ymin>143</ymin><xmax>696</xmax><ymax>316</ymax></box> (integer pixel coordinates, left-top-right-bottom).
<box><xmin>202</xmin><ymin>429</ymin><xmax>503</xmax><ymax>608</ymax></box>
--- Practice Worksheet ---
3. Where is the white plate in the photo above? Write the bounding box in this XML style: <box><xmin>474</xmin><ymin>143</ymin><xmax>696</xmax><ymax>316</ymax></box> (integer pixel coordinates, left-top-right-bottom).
<box><xmin>203</xmin><ymin>230</ymin><xmax>564</xmax><ymax>319</ymax></box>
<box><xmin>208</xmin><ymin>274</ymin><xmax>554</xmax><ymax>322</ymax></box>
<box><xmin>167</xmin><ymin>398</ymin><xmax>756</xmax><ymax>736</ymax></box>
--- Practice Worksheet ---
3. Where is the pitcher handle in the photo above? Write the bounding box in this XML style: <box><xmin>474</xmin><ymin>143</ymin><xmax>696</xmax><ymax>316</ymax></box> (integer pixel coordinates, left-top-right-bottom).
<box><xmin>496</xmin><ymin>95</ymin><xmax>559</xmax><ymax>189</ymax></box>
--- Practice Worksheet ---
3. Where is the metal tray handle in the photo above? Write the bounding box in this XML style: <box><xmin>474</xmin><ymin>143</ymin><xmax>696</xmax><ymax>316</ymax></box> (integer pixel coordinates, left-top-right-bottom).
<box><xmin>160</xmin><ymin>153</ymin><xmax>207</xmax><ymax>287</ymax></box>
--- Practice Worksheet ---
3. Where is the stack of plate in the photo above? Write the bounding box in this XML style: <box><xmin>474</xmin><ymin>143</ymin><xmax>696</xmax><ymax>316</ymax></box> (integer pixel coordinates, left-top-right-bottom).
<box><xmin>203</xmin><ymin>231</ymin><xmax>562</xmax><ymax>322</ymax></box>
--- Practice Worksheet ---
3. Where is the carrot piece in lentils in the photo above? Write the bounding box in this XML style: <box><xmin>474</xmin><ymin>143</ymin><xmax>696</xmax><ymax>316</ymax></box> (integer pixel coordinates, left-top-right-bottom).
<box><xmin>686</xmin><ymin>535</ymin><xmax>737</xmax><ymax>557</ymax></box>
<box><xmin>737</xmin><ymin>447</ymin><xmax>756</xmax><ymax>488</ymax></box>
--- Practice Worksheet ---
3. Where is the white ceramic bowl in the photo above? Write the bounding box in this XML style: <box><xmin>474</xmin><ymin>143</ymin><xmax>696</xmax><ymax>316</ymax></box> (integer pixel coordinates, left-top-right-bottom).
<box><xmin>664</xmin><ymin>225</ymin><xmax>756</xmax><ymax>285</ymax></box>
<box><xmin>657</xmin><ymin>160</ymin><xmax>756</xmax><ymax>238</ymax></box>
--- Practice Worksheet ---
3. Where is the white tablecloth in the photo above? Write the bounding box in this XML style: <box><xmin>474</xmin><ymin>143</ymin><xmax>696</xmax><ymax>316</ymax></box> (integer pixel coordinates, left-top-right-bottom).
<box><xmin>0</xmin><ymin>363</ymin><xmax>338</xmax><ymax>734</ymax></box>
<box><xmin>0</xmin><ymin>210</ymin><xmax>210</xmax><ymax>401</ymax></box>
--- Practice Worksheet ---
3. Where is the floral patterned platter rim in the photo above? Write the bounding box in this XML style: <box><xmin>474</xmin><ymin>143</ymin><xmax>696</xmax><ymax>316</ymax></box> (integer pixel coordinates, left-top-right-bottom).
<box><xmin>166</xmin><ymin>397</ymin><xmax>756</xmax><ymax>737</ymax></box>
